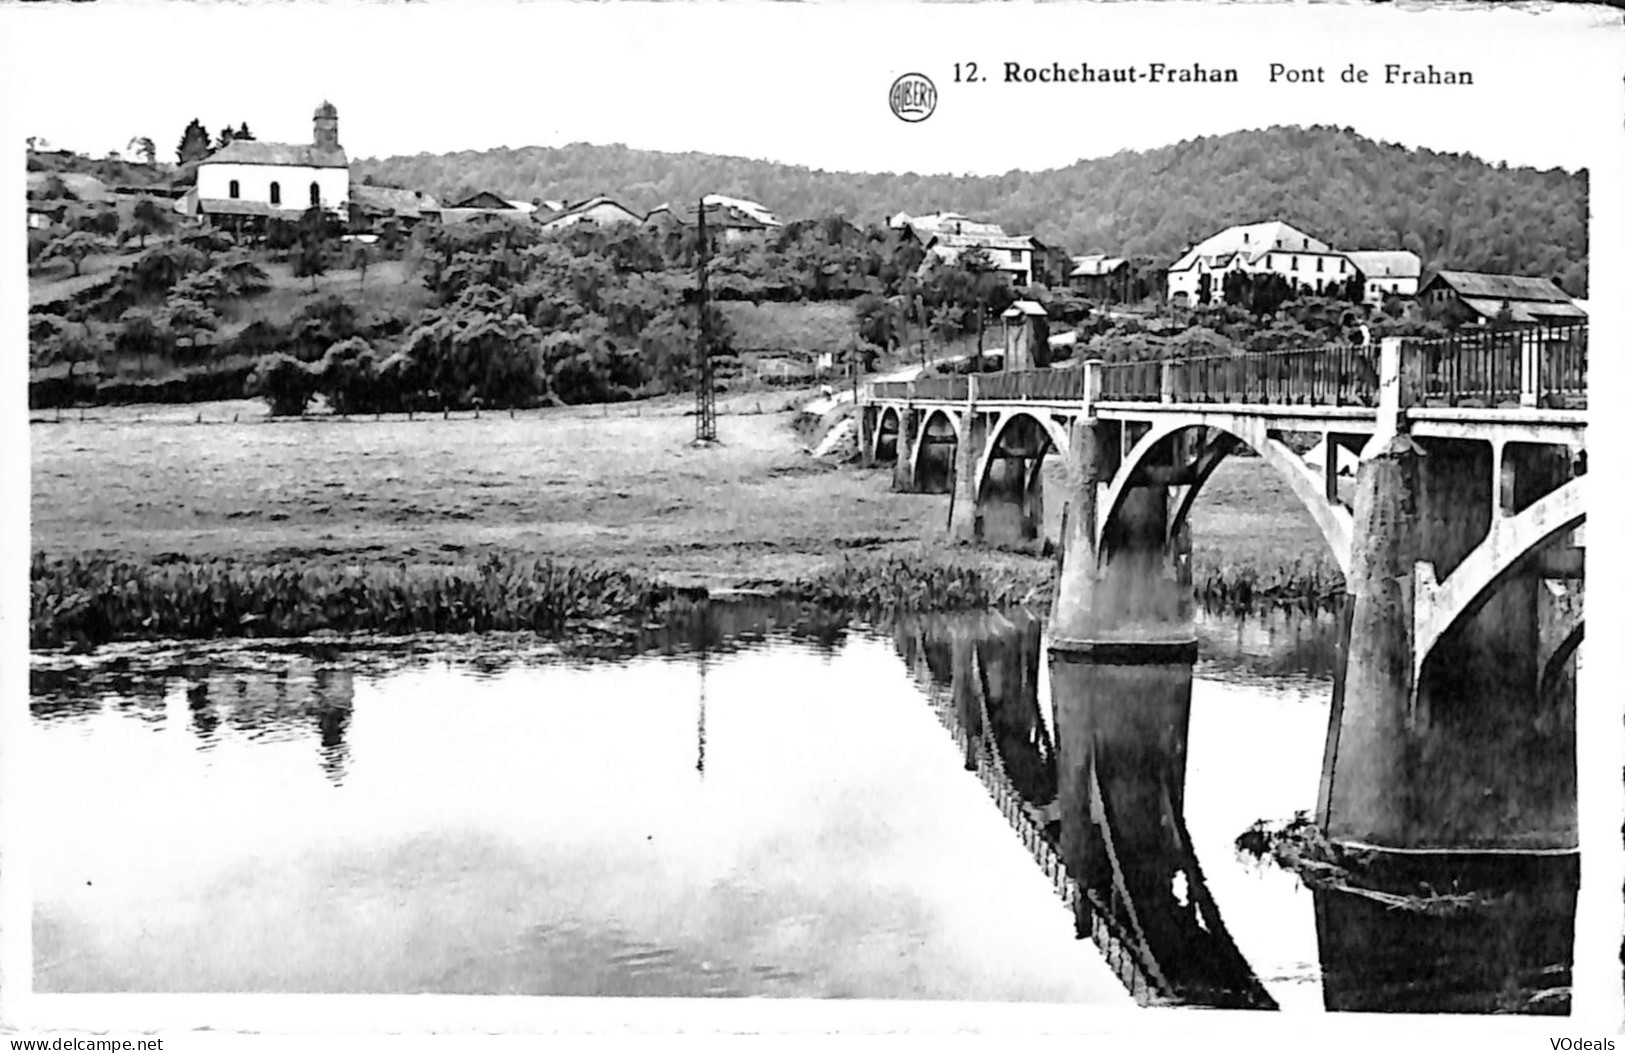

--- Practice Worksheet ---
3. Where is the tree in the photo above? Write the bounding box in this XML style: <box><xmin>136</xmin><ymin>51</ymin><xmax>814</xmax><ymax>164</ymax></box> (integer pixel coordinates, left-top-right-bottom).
<box><xmin>33</xmin><ymin>317</ymin><xmax>106</xmax><ymax>419</ymax></box>
<box><xmin>176</xmin><ymin>119</ymin><xmax>211</xmax><ymax>164</ymax></box>
<box><xmin>124</xmin><ymin>197</ymin><xmax>174</xmax><ymax>249</ymax></box>
<box><xmin>127</xmin><ymin>136</ymin><xmax>157</xmax><ymax>165</ymax></box>
<box><xmin>43</xmin><ymin>231</ymin><xmax>104</xmax><ymax>277</ymax></box>
<box><xmin>236</xmin><ymin>122</ymin><xmax>254</xmax><ymax>141</ymax></box>
<box><xmin>292</xmin><ymin>207</ymin><xmax>334</xmax><ymax>289</ymax></box>
<box><xmin>215</xmin><ymin>126</ymin><xmax>237</xmax><ymax>150</ymax></box>
<box><xmin>317</xmin><ymin>337</ymin><xmax>381</xmax><ymax>417</ymax></box>
<box><xmin>246</xmin><ymin>354</ymin><xmax>321</xmax><ymax>417</ymax></box>
<box><xmin>1197</xmin><ymin>271</ymin><xmax>1214</xmax><ymax>307</ymax></box>
<box><xmin>115</xmin><ymin>306</ymin><xmax>167</xmax><ymax>378</ymax></box>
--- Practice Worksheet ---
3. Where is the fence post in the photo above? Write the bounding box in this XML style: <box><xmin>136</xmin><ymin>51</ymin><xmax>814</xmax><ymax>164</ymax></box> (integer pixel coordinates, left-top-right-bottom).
<box><xmin>967</xmin><ymin>373</ymin><xmax>979</xmax><ymax>410</ymax></box>
<box><xmin>1159</xmin><ymin>360</ymin><xmax>1174</xmax><ymax>404</ymax></box>
<box><xmin>1519</xmin><ymin>329</ymin><xmax>1540</xmax><ymax>408</ymax></box>
<box><xmin>1375</xmin><ymin>336</ymin><xmax>1407</xmax><ymax>441</ymax></box>
<box><xmin>1083</xmin><ymin>358</ymin><xmax>1104</xmax><ymax>417</ymax></box>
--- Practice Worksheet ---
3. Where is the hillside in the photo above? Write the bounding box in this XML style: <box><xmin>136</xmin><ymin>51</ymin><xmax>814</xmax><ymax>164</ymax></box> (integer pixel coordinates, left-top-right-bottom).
<box><xmin>356</xmin><ymin>124</ymin><xmax>1588</xmax><ymax>294</ymax></box>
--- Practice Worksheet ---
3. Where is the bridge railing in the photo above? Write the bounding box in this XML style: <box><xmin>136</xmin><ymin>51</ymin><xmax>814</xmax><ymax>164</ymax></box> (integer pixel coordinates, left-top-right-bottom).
<box><xmin>867</xmin><ymin>380</ymin><xmax>913</xmax><ymax>401</ymax></box>
<box><xmin>865</xmin><ymin>324</ymin><xmax>1586</xmax><ymax>411</ymax></box>
<box><xmin>1404</xmin><ymin>323</ymin><xmax>1587</xmax><ymax>409</ymax></box>
<box><xmin>907</xmin><ymin>376</ymin><xmax>971</xmax><ymax>401</ymax></box>
<box><xmin>1168</xmin><ymin>344</ymin><xmax>1379</xmax><ymax>406</ymax></box>
<box><xmin>981</xmin><ymin>367</ymin><xmax>1092</xmax><ymax>401</ymax></box>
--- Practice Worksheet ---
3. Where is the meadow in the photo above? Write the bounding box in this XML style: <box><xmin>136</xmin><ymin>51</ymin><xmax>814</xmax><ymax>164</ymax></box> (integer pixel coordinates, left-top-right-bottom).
<box><xmin>30</xmin><ymin>391</ymin><xmax>1341</xmax><ymax>645</ymax></box>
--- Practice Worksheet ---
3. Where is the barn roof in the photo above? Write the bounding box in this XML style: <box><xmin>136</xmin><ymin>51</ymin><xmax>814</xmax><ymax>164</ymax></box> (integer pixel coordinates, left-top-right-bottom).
<box><xmin>203</xmin><ymin>139</ymin><xmax>348</xmax><ymax>169</ymax></box>
<box><xmin>1427</xmin><ymin>270</ymin><xmax>1575</xmax><ymax>303</ymax></box>
<box><xmin>1458</xmin><ymin>297</ymin><xmax>1588</xmax><ymax>323</ymax></box>
<box><xmin>351</xmin><ymin>184</ymin><xmax>440</xmax><ymax>218</ymax></box>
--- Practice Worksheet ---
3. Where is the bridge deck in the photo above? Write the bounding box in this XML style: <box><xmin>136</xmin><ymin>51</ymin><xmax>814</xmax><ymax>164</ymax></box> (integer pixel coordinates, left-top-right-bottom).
<box><xmin>866</xmin><ymin>325</ymin><xmax>1587</xmax><ymax>443</ymax></box>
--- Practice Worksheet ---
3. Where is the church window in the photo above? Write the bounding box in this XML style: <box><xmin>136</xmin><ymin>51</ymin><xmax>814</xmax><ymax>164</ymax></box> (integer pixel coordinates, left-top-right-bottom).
<box><xmin>310</xmin><ymin>182</ymin><xmax>321</xmax><ymax>208</ymax></box>
<box><xmin>270</xmin><ymin>181</ymin><xmax>281</xmax><ymax>205</ymax></box>
<box><xmin>228</xmin><ymin>180</ymin><xmax>240</xmax><ymax>199</ymax></box>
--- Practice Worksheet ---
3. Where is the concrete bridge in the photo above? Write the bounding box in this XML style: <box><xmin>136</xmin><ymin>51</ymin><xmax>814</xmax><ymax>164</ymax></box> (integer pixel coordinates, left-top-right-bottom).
<box><xmin>861</xmin><ymin>325</ymin><xmax>1587</xmax><ymax>855</ymax></box>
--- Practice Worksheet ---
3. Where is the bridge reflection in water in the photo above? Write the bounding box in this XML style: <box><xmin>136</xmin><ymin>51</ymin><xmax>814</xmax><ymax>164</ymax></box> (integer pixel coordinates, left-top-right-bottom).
<box><xmin>894</xmin><ymin>610</ymin><xmax>1576</xmax><ymax>1013</ymax></box>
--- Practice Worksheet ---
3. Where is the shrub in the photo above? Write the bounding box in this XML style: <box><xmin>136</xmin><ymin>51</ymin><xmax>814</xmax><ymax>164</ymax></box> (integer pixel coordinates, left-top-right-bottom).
<box><xmin>246</xmin><ymin>353</ymin><xmax>320</xmax><ymax>416</ymax></box>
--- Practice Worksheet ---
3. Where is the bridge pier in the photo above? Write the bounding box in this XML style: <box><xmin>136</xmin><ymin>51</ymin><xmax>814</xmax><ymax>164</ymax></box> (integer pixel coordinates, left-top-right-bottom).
<box><xmin>889</xmin><ymin>408</ymin><xmax>918</xmax><ymax>491</ymax></box>
<box><xmin>959</xmin><ymin>433</ymin><xmax>1047</xmax><ymax>548</ymax></box>
<box><xmin>1050</xmin><ymin>415</ymin><xmax>1195</xmax><ymax>654</ymax></box>
<box><xmin>1321</xmin><ymin>433</ymin><xmax>1578</xmax><ymax>852</ymax></box>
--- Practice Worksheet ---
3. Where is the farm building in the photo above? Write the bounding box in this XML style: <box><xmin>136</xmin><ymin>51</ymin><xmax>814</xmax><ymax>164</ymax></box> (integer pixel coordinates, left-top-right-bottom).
<box><xmin>540</xmin><ymin>197</ymin><xmax>644</xmax><ymax>231</ymax></box>
<box><xmin>1419</xmin><ymin>271</ymin><xmax>1588</xmax><ymax>326</ymax></box>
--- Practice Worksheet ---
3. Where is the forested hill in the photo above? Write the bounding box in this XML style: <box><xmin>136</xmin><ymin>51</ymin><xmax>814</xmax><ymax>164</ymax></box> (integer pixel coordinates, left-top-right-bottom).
<box><xmin>356</xmin><ymin>125</ymin><xmax>1588</xmax><ymax>294</ymax></box>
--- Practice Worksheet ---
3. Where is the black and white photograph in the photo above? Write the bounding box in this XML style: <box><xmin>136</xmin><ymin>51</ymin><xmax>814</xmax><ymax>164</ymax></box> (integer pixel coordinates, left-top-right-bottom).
<box><xmin>2</xmin><ymin>0</ymin><xmax>1622</xmax><ymax>1038</ymax></box>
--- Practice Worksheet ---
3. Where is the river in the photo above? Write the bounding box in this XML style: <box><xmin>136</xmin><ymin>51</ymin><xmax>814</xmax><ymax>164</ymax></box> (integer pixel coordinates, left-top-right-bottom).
<box><xmin>27</xmin><ymin>602</ymin><xmax>1573</xmax><ymax>1012</ymax></box>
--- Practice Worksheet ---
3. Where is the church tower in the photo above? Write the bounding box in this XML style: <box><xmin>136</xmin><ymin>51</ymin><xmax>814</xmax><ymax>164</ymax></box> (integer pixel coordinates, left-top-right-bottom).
<box><xmin>313</xmin><ymin>101</ymin><xmax>340</xmax><ymax>150</ymax></box>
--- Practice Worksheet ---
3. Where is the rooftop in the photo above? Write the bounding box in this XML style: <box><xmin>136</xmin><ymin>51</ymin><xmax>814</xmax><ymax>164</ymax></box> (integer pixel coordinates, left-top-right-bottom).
<box><xmin>203</xmin><ymin>139</ymin><xmax>348</xmax><ymax>169</ymax></box>
<box><xmin>1344</xmin><ymin>251</ymin><xmax>1422</xmax><ymax>279</ymax></box>
<box><xmin>1430</xmin><ymin>270</ymin><xmax>1576</xmax><ymax>303</ymax></box>
<box><xmin>1169</xmin><ymin>220</ymin><xmax>1329</xmax><ymax>272</ymax></box>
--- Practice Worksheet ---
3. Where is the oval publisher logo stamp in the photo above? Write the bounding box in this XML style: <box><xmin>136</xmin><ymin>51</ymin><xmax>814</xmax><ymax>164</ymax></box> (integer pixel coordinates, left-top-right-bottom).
<box><xmin>889</xmin><ymin>73</ymin><xmax>937</xmax><ymax>123</ymax></box>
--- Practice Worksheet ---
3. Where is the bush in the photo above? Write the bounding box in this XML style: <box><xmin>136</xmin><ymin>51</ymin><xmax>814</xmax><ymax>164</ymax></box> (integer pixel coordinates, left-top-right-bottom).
<box><xmin>246</xmin><ymin>353</ymin><xmax>320</xmax><ymax>416</ymax></box>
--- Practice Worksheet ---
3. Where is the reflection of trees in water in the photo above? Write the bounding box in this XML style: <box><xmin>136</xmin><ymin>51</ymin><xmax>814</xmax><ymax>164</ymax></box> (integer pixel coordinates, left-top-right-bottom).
<box><xmin>1193</xmin><ymin>602</ymin><xmax>1343</xmax><ymax>681</ymax></box>
<box><xmin>636</xmin><ymin>599</ymin><xmax>852</xmax><ymax>658</ymax></box>
<box><xmin>311</xmin><ymin>668</ymin><xmax>355</xmax><ymax>786</ymax></box>
<box><xmin>186</xmin><ymin>680</ymin><xmax>219</xmax><ymax>743</ymax></box>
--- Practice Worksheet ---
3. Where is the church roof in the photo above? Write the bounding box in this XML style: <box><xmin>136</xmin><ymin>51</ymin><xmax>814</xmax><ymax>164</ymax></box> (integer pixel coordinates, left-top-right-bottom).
<box><xmin>202</xmin><ymin>139</ymin><xmax>348</xmax><ymax>169</ymax></box>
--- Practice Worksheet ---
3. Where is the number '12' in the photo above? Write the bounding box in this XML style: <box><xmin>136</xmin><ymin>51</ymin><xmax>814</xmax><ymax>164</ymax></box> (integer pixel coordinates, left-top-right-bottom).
<box><xmin>955</xmin><ymin>62</ymin><xmax>980</xmax><ymax>83</ymax></box>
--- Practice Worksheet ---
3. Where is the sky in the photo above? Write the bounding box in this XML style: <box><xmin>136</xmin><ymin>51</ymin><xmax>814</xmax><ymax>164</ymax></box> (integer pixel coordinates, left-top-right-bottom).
<box><xmin>2</xmin><ymin>0</ymin><xmax>1621</xmax><ymax>176</ymax></box>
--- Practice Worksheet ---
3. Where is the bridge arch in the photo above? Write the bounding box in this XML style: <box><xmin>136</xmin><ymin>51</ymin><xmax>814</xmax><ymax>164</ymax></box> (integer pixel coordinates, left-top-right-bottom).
<box><xmin>1413</xmin><ymin>475</ymin><xmax>1585</xmax><ymax>684</ymax></box>
<box><xmin>1096</xmin><ymin>416</ymin><xmax>1354</xmax><ymax>576</ymax></box>
<box><xmin>910</xmin><ymin>407</ymin><xmax>962</xmax><ymax>494</ymax></box>
<box><xmin>871</xmin><ymin>405</ymin><xmax>901</xmax><ymax>464</ymax></box>
<box><xmin>971</xmin><ymin>409</ymin><xmax>1073</xmax><ymax>505</ymax></box>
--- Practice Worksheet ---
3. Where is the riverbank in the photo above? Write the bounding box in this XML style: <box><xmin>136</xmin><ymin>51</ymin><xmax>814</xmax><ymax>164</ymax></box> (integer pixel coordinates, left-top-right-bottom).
<box><xmin>31</xmin><ymin>391</ymin><xmax>1343</xmax><ymax>646</ymax></box>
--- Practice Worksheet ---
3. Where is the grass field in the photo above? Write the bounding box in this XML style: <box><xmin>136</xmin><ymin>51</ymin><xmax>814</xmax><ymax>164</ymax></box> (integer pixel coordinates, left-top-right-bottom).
<box><xmin>31</xmin><ymin>391</ymin><xmax>1338</xmax><ymax>603</ymax></box>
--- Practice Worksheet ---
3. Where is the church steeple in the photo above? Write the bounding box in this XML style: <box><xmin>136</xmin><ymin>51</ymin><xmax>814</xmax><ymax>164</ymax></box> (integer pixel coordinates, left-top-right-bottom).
<box><xmin>313</xmin><ymin>100</ymin><xmax>339</xmax><ymax>150</ymax></box>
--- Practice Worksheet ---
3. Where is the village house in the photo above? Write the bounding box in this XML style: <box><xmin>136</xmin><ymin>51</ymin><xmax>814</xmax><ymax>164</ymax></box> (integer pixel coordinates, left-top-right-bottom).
<box><xmin>181</xmin><ymin>101</ymin><xmax>349</xmax><ymax>229</ymax></box>
<box><xmin>684</xmin><ymin>194</ymin><xmax>783</xmax><ymax>246</ymax></box>
<box><xmin>349</xmin><ymin>184</ymin><xmax>441</xmax><ymax>232</ymax></box>
<box><xmin>1344</xmin><ymin>250</ymin><xmax>1423</xmax><ymax>305</ymax></box>
<box><xmin>1069</xmin><ymin>254</ymin><xmax>1131</xmax><ymax>301</ymax></box>
<box><xmin>1167</xmin><ymin>220</ymin><xmax>1359</xmax><ymax>305</ymax></box>
<box><xmin>1167</xmin><ymin>219</ymin><xmax>1422</xmax><ymax>308</ymax></box>
<box><xmin>894</xmin><ymin>210</ymin><xmax>1051</xmax><ymax>287</ymax></box>
<box><xmin>539</xmin><ymin>196</ymin><xmax>644</xmax><ymax>232</ymax></box>
<box><xmin>430</xmin><ymin>190</ymin><xmax>541</xmax><ymax>225</ymax></box>
<box><xmin>1418</xmin><ymin>271</ymin><xmax>1588</xmax><ymax>327</ymax></box>
<box><xmin>918</xmin><ymin>231</ymin><xmax>1040</xmax><ymax>286</ymax></box>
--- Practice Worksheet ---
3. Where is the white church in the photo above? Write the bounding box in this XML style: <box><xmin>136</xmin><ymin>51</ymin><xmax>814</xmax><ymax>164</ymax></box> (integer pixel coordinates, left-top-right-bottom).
<box><xmin>179</xmin><ymin>102</ymin><xmax>350</xmax><ymax>226</ymax></box>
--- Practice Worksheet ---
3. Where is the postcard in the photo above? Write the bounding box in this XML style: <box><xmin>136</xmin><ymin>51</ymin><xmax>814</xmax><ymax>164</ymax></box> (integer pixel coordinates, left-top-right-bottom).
<box><xmin>3</xmin><ymin>0</ymin><xmax>1622</xmax><ymax>1041</ymax></box>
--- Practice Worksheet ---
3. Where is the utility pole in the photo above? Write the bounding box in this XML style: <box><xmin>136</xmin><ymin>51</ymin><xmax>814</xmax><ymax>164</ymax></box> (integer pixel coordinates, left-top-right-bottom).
<box><xmin>693</xmin><ymin>198</ymin><xmax>718</xmax><ymax>445</ymax></box>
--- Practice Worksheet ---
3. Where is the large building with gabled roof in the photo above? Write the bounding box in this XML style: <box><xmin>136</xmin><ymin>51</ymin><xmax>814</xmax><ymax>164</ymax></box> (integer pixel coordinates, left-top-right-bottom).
<box><xmin>185</xmin><ymin>102</ymin><xmax>350</xmax><ymax>226</ymax></box>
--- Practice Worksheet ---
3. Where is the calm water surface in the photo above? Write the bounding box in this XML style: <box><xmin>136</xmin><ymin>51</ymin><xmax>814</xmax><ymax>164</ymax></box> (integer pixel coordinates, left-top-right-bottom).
<box><xmin>29</xmin><ymin>604</ymin><xmax>1573</xmax><ymax>1010</ymax></box>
